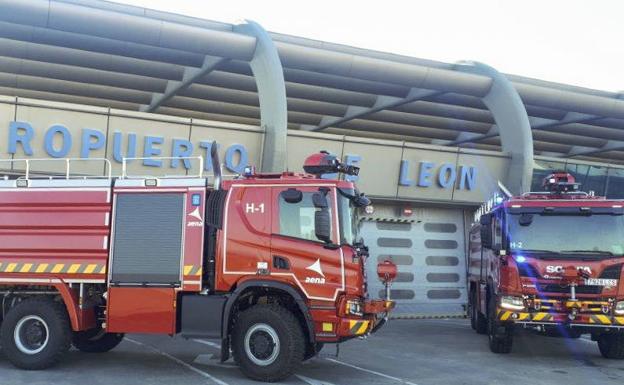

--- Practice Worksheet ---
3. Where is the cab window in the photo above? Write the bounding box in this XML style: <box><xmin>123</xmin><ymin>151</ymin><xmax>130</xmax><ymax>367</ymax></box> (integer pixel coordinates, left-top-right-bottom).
<box><xmin>278</xmin><ymin>191</ymin><xmax>332</xmax><ymax>242</ymax></box>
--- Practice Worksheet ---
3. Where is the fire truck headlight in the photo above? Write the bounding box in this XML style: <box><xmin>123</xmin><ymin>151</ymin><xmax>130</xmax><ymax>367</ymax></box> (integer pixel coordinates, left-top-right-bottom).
<box><xmin>500</xmin><ymin>296</ymin><xmax>525</xmax><ymax>311</ymax></box>
<box><xmin>345</xmin><ymin>299</ymin><xmax>363</xmax><ymax>317</ymax></box>
<box><xmin>615</xmin><ymin>301</ymin><xmax>624</xmax><ymax>315</ymax></box>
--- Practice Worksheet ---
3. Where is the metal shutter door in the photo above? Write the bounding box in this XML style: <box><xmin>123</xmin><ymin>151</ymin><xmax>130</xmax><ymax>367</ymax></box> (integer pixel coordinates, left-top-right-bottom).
<box><xmin>362</xmin><ymin>208</ymin><xmax>467</xmax><ymax>318</ymax></box>
<box><xmin>111</xmin><ymin>193</ymin><xmax>184</xmax><ymax>285</ymax></box>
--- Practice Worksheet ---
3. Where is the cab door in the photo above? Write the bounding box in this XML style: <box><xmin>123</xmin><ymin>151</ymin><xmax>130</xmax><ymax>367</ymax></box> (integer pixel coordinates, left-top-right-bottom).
<box><xmin>270</xmin><ymin>186</ymin><xmax>344</xmax><ymax>302</ymax></box>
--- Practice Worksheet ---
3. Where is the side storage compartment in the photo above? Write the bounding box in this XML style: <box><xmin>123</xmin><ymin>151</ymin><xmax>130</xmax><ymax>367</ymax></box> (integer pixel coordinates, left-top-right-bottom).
<box><xmin>110</xmin><ymin>192</ymin><xmax>185</xmax><ymax>285</ymax></box>
<box><xmin>105</xmin><ymin>178</ymin><xmax>207</xmax><ymax>335</ymax></box>
<box><xmin>107</xmin><ymin>287</ymin><xmax>176</xmax><ymax>334</ymax></box>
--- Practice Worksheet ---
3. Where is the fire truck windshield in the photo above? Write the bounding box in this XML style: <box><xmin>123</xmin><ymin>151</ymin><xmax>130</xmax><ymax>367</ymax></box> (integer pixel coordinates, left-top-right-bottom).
<box><xmin>506</xmin><ymin>213</ymin><xmax>624</xmax><ymax>257</ymax></box>
<box><xmin>337</xmin><ymin>188</ymin><xmax>361</xmax><ymax>245</ymax></box>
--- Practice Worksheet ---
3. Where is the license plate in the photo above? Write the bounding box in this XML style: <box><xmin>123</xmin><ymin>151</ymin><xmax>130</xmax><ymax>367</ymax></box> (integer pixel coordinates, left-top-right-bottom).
<box><xmin>585</xmin><ymin>278</ymin><xmax>618</xmax><ymax>287</ymax></box>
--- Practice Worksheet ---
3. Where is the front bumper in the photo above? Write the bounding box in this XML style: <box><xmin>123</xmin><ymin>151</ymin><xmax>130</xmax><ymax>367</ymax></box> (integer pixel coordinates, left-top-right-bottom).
<box><xmin>497</xmin><ymin>308</ymin><xmax>624</xmax><ymax>328</ymax></box>
<box><xmin>314</xmin><ymin>299</ymin><xmax>395</xmax><ymax>342</ymax></box>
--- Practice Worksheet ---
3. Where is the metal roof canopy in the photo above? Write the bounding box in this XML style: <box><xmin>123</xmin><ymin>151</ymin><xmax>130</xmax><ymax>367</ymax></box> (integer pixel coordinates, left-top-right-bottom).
<box><xmin>0</xmin><ymin>0</ymin><xmax>623</xmax><ymax>190</ymax></box>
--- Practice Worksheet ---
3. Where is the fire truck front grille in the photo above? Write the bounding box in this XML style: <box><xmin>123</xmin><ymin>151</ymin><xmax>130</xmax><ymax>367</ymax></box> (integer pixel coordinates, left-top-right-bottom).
<box><xmin>536</xmin><ymin>283</ymin><xmax>602</xmax><ymax>295</ymax></box>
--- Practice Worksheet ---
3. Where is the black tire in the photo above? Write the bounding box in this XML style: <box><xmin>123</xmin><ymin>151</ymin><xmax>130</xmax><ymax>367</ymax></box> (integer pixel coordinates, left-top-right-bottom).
<box><xmin>487</xmin><ymin>295</ymin><xmax>513</xmax><ymax>354</ymax></box>
<box><xmin>73</xmin><ymin>329</ymin><xmax>124</xmax><ymax>353</ymax></box>
<box><xmin>231</xmin><ymin>304</ymin><xmax>305</xmax><ymax>382</ymax></box>
<box><xmin>597</xmin><ymin>332</ymin><xmax>624</xmax><ymax>359</ymax></box>
<box><xmin>0</xmin><ymin>297</ymin><xmax>71</xmax><ymax>370</ymax></box>
<box><xmin>470</xmin><ymin>289</ymin><xmax>487</xmax><ymax>334</ymax></box>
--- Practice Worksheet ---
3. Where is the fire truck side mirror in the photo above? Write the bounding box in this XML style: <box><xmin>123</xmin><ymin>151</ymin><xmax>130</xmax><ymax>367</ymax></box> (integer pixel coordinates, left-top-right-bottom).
<box><xmin>479</xmin><ymin>214</ymin><xmax>493</xmax><ymax>249</ymax></box>
<box><xmin>314</xmin><ymin>209</ymin><xmax>332</xmax><ymax>243</ymax></box>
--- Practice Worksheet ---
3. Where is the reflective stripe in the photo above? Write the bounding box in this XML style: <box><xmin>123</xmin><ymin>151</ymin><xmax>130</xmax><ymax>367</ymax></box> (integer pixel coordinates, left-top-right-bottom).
<box><xmin>20</xmin><ymin>263</ymin><xmax>33</xmax><ymax>273</ymax></box>
<box><xmin>0</xmin><ymin>262</ymin><xmax>107</xmax><ymax>275</ymax></box>
<box><xmin>5</xmin><ymin>263</ymin><xmax>17</xmax><ymax>272</ymax></box>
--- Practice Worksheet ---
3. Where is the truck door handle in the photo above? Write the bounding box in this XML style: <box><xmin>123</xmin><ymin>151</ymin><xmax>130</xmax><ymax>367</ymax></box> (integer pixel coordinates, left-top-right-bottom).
<box><xmin>272</xmin><ymin>255</ymin><xmax>290</xmax><ymax>270</ymax></box>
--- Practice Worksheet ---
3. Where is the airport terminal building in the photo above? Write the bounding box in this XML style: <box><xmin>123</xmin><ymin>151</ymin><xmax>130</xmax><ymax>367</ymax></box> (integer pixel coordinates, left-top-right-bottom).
<box><xmin>1</xmin><ymin>0</ymin><xmax>624</xmax><ymax>317</ymax></box>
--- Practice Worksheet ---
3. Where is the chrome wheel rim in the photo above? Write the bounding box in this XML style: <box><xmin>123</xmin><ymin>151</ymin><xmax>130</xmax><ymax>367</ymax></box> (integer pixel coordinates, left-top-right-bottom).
<box><xmin>244</xmin><ymin>323</ymin><xmax>280</xmax><ymax>366</ymax></box>
<box><xmin>14</xmin><ymin>315</ymin><xmax>49</xmax><ymax>355</ymax></box>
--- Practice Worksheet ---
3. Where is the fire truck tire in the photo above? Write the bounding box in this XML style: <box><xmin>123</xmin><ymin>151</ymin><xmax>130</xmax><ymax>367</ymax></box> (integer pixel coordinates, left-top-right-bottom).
<box><xmin>597</xmin><ymin>332</ymin><xmax>624</xmax><ymax>359</ymax></box>
<box><xmin>0</xmin><ymin>297</ymin><xmax>71</xmax><ymax>370</ymax></box>
<box><xmin>487</xmin><ymin>296</ymin><xmax>513</xmax><ymax>354</ymax></box>
<box><xmin>72</xmin><ymin>329</ymin><xmax>124</xmax><ymax>353</ymax></box>
<box><xmin>231</xmin><ymin>304</ymin><xmax>305</xmax><ymax>382</ymax></box>
<box><xmin>470</xmin><ymin>290</ymin><xmax>487</xmax><ymax>335</ymax></box>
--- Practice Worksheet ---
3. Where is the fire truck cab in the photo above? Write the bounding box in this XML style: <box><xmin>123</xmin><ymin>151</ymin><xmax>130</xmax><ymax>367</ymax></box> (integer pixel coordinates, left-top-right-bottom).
<box><xmin>469</xmin><ymin>172</ymin><xmax>624</xmax><ymax>358</ymax></box>
<box><xmin>0</xmin><ymin>147</ymin><xmax>394</xmax><ymax>382</ymax></box>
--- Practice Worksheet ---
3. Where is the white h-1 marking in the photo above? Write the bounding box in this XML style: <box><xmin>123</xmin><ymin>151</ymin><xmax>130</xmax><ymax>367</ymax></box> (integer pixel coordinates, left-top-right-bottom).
<box><xmin>245</xmin><ymin>202</ymin><xmax>265</xmax><ymax>213</ymax></box>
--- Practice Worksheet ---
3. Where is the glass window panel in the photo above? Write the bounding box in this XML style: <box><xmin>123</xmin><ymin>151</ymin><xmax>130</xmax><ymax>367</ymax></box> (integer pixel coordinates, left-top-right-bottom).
<box><xmin>565</xmin><ymin>163</ymin><xmax>607</xmax><ymax>196</ymax></box>
<box><xmin>606</xmin><ymin>167</ymin><xmax>624</xmax><ymax>199</ymax></box>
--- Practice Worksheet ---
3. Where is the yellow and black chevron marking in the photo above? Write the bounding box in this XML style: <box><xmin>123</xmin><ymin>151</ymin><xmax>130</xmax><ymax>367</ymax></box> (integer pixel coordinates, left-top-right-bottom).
<box><xmin>0</xmin><ymin>262</ymin><xmax>106</xmax><ymax>275</ymax></box>
<box><xmin>589</xmin><ymin>314</ymin><xmax>613</xmax><ymax>325</ymax></box>
<box><xmin>497</xmin><ymin>309</ymin><xmax>530</xmax><ymax>321</ymax></box>
<box><xmin>614</xmin><ymin>317</ymin><xmax>624</xmax><ymax>326</ymax></box>
<box><xmin>183</xmin><ymin>265</ymin><xmax>202</xmax><ymax>276</ymax></box>
<box><xmin>348</xmin><ymin>320</ymin><xmax>370</xmax><ymax>335</ymax></box>
<box><xmin>531</xmin><ymin>312</ymin><xmax>554</xmax><ymax>322</ymax></box>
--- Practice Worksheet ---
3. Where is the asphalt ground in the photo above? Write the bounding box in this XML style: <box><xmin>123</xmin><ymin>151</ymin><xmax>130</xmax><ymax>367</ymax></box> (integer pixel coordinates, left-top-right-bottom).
<box><xmin>1</xmin><ymin>319</ymin><xmax>623</xmax><ymax>385</ymax></box>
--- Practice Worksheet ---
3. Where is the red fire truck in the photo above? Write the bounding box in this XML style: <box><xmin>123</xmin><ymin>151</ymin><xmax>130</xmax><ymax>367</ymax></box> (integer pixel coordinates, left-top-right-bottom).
<box><xmin>0</xmin><ymin>146</ymin><xmax>394</xmax><ymax>382</ymax></box>
<box><xmin>468</xmin><ymin>172</ymin><xmax>624</xmax><ymax>358</ymax></box>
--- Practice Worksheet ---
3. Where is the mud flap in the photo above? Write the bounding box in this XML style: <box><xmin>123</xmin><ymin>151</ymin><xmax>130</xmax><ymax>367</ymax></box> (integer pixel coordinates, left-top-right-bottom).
<box><xmin>220</xmin><ymin>336</ymin><xmax>230</xmax><ymax>362</ymax></box>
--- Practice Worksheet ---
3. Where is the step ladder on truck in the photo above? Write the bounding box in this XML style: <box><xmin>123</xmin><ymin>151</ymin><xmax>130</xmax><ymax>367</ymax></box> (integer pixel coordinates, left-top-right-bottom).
<box><xmin>0</xmin><ymin>144</ymin><xmax>396</xmax><ymax>382</ymax></box>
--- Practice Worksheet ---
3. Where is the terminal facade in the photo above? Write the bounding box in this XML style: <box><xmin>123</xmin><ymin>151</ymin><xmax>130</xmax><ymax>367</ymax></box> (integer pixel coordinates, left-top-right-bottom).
<box><xmin>1</xmin><ymin>0</ymin><xmax>624</xmax><ymax>317</ymax></box>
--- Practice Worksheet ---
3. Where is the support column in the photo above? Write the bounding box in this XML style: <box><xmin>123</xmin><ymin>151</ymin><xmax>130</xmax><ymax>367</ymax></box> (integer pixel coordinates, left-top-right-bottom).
<box><xmin>456</xmin><ymin>61</ymin><xmax>534</xmax><ymax>194</ymax></box>
<box><xmin>235</xmin><ymin>20</ymin><xmax>288</xmax><ymax>172</ymax></box>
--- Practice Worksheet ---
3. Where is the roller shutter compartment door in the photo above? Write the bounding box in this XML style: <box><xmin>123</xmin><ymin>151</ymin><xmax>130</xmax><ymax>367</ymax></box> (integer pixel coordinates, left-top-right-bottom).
<box><xmin>110</xmin><ymin>193</ymin><xmax>185</xmax><ymax>285</ymax></box>
<box><xmin>362</xmin><ymin>208</ymin><xmax>467</xmax><ymax>318</ymax></box>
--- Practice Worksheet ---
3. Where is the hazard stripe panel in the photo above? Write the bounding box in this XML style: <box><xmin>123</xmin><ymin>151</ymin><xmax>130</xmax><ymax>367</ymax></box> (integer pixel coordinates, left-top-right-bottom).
<box><xmin>589</xmin><ymin>314</ymin><xmax>613</xmax><ymax>325</ymax></box>
<box><xmin>0</xmin><ymin>262</ymin><xmax>106</xmax><ymax>274</ymax></box>
<box><xmin>497</xmin><ymin>310</ymin><xmax>530</xmax><ymax>321</ymax></box>
<box><xmin>348</xmin><ymin>320</ymin><xmax>370</xmax><ymax>335</ymax></box>
<box><xmin>183</xmin><ymin>265</ymin><xmax>202</xmax><ymax>276</ymax></box>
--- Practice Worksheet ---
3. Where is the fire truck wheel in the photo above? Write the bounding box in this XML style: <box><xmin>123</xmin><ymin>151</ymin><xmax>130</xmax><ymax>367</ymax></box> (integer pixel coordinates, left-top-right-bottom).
<box><xmin>232</xmin><ymin>304</ymin><xmax>305</xmax><ymax>382</ymax></box>
<box><xmin>487</xmin><ymin>296</ymin><xmax>513</xmax><ymax>354</ymax></box>
<box><xmin>73</xmin><ymin>329</ymin><xmax>124</xmax><ymax>353</ymax></box>
<box><xmin>597</xmin><ymin>332</ymin><xmax>624</xmax><ymax>359</ymax></box>
<box><xmin>470</xmin><ymin>290</ymin><xmax>487</xmax><ymax>335</ymax></box>
<box><xmin>0</xmin><ymin>297</ymin><xmax>71</xmax><ymax>370</ymax></box>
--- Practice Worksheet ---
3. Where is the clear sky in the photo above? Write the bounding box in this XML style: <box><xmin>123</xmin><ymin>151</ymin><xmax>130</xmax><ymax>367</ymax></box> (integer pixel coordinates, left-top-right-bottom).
<box><xmin>118</xmin><ymin>0</ymin><xmax>623</xmax><ymax>93</ymax></box>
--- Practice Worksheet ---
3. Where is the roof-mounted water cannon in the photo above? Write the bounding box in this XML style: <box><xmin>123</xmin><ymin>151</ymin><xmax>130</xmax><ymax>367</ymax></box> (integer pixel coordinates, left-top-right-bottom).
<box><xmin>542</xmin><ymin>172</ymin><xmax>580</xmax><ymax>193</ymax></box>
<box><xmin>303</xmin><ymin>151</ymin><xmax>359</xmax><ymax>178</ymax></box>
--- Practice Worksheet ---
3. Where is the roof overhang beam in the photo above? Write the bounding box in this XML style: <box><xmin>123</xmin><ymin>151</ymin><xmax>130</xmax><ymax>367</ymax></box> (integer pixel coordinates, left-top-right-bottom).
<box><xmin>445</xmin><ymin>111</ymin><xmax>601</xmax><ymax>146</ymax></box>
<box><xmin>140</xmin><ymin>55</ymin><xmax>228</xmax><ymax>112</ymax></box>
<box><xmin>300</xmin><ymin>89</ymin><xmax>442</xmax><ymax>131</ymax></box>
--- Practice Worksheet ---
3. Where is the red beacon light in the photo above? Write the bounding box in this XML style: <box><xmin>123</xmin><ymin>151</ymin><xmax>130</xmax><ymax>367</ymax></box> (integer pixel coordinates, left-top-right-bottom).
<box><xmin>303</xmin><ymin>151</ymin><xmax>360</xmax><ymax>177</ymax></box>
<box><xmin>542</xmin><ymin>172</ymin><xmax>580</xmax><ymax>193</ymax></box>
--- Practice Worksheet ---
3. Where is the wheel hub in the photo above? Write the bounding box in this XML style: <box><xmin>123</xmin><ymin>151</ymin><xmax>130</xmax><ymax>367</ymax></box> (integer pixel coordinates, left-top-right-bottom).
<box><xmin>14</xmin><ymin>315</ymin><xmax>50</xmax><ymax>355</ymax></box>
<box><xmin>244</xmin><ymin>323</ymin><xmax>280</xmax><ymax>366</ymax></box>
